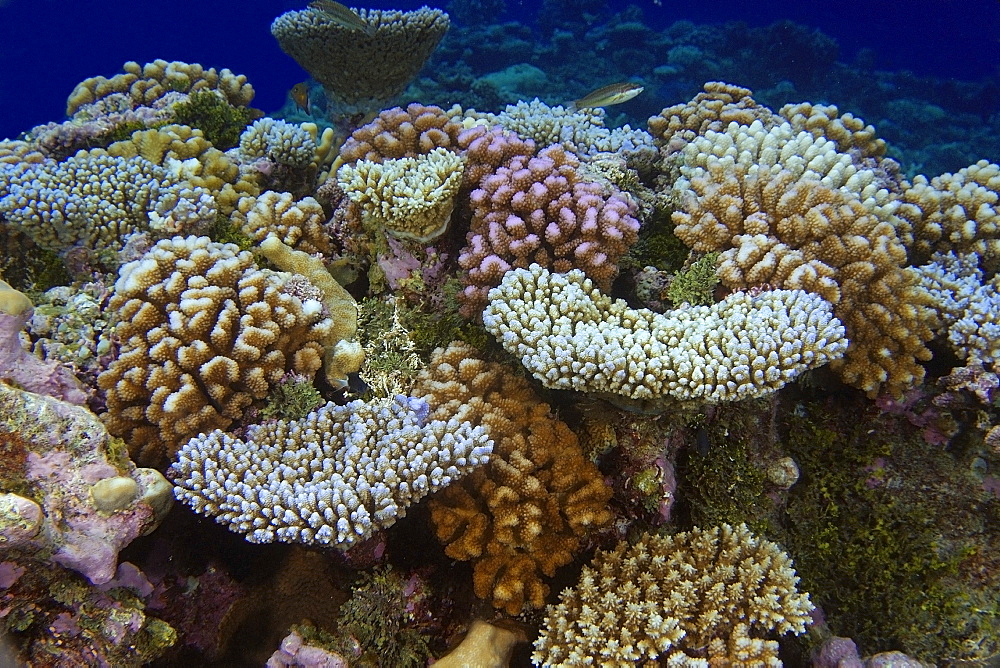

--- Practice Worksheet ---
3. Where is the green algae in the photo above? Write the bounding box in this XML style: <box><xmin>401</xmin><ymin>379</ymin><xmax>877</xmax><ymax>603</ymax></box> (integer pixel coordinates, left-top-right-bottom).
<box><xmin>667</xmin><ymin>251</ymin><xmax>719</xmax><ymax>306</ymax></box>
<box><xmin>778</xmin><ymin>398</ymin><xmax>1000</xmax><ymax>663</ymax></box>
<box><xmin>261</xmin><ymin>374</ymin><xmax>324</xmax><ymax>421</ymax></box>
<box><xmin>622</xmin><ymin>219</ymin><xmax>689</xmax><ymax>273</ymax></box>
<box><xmin>676</xmin><ymin>401</ymin><xmax>774</xmax><ymax>535</ymax></box>
<box><xmin>207</xmin><ymin>212</ymin><xmax>254</xmax><ymax>251</ymax></box>
<box><xmin>171</xmin><ymin>90</ymin><xmax>258</xmax><ymax>150</ymax></box>
<box><xmin>335</xmin><ymin>566</ymin><xmax>432</xmax><ymax>668</ymax></box>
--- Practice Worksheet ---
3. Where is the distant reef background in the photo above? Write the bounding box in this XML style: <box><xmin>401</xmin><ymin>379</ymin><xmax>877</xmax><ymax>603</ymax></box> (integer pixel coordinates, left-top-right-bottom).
<box><xmin>1</xmin><ymin>0</ymin><xmax>998</xmax><ymax>175</ymax></box>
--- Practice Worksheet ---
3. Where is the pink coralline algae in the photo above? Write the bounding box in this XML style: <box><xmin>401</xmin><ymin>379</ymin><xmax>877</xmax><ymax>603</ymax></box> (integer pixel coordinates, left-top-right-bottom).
<box><xmin>0</xmin><ymin>301</ymin><xmax>88</xmax><ymax>406</ymax></box>
<box><xmin>0</xmin><ymin>383</ymin><xmax>173</xmax><ymax>585</ymax></box>
<box><xmin>267</xmin><ymin>629</ymin><xmax>349</xmax><ymax>668</ymax></box>
<box><xmin>457</xmin><ymin>143</ymin><xmax>640</xmax><ymax>315</ymax></box>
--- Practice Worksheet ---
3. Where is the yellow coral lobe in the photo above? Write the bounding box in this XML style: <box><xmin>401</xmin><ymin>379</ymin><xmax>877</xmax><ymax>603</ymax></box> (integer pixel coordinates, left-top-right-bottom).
<box><xmin>0</xmin><ymin>279</ymin><xmax>32</xmax><ymax>316</ymax></box>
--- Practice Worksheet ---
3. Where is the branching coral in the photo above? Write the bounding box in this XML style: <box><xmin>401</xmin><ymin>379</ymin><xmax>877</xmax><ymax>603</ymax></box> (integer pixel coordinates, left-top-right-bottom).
<box><xmin>97</xmin><ymin>235</ymin><xmax>334</xmax><ymax>467</ymax></box>
<box><xmin>531</xmin><ymin>523</ymin><xmax>814</xmax><ymax>666</ymax></box>
<box><xmin>483</xmin><ymin>265</ymin><xmax>848</xmax><ymax>404</ymax></box>
<box><xmin>66</xmin><ymin>59</ymin><xmax>254</xmax><ymax>117</ymax></box>
<box><xmin>337</xmin><ymin>147</ymin><xmax>465</xmax><ymax>242</ymax></box>
<box><xmin>105</xmin><ymin>123</ymin><xmax>258</xmax><ymax>216</ymax></box>
<box><xmin>671</xmin><ymin>119</ymin><xmax>935</xmax><ymax>395</ymax></box>
<box><xmin>457</xmin><ymin>143</ymin><xmax>640</xmax><ymax>314</ymax></box>
<box><xmin>336</xmin><ymin>103</ymin><xmax>465</xmax><ymax>166</ymax></box>
<box><xmin>456</xmin><ymin>124</ymin><xmax>537</xmax><ymax>193</ymax></box>
<box><xmin>0</xmin><ymin>150</ymin><xmax>217</xmax><ymax>253</ymax></box>
<box><xmin>413</xmin><ymin>342</ymin><xmax>613</xmax><ymax>614</ymax></box>
<box><xmin>647</xmin><ymin>81</ymin><xmax>776</xmax><ymax>153</ymax></box>
<box><xmin>914</xmin><ymin>251</ymin><xmax>1000</xmax><ymax>369</ymax></box>
<box><xmin>467</xmin><ymin>97</ymin><xmax>654</xmax><ymax>160</ymax></box>
<box><xmin>171</xmin><ymin>395</ymin><xmax>492</xmax><ymax>549</ymax></box>
<box><xmin>234</xmin><ymin>119</ymin><xmax>334</xmax><ymax>196</ymax></box>
<box><xmin>896</xmin><ymin>160</ymin><xmax>1000</xmax><ymax>268</ymax></box>
<box><xmin>780</xmin><ymin>102</ymin><xmax>886</xmax><ymax>159</ymax></box>
<box><xmin>232</xmin><ymin>191</ymin><xmax>331</xmax><ymax>255</ymax></box>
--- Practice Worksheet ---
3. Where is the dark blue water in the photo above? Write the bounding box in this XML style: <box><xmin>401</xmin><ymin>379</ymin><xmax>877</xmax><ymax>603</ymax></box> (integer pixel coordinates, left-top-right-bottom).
<box><xmin>2</xmin><ymin>0</ymin><xmax>998</xmax><ymax>166</ymax></box>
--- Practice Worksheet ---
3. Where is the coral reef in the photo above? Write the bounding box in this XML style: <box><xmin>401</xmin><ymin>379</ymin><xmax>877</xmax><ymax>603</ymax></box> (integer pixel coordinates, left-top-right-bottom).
<box><xmin>532</xmin><ymin>523</ymin><xmax>814</xmax><ymax>666</ymax></box>
<box><xmin>414</xmin><ymin>342</ymin><xmax>613</xmax><ymax>614</ymax></box>
<box><xmin>483</xmin><ymin>265</ymin><xmax>848</xmax><ymax>404</ymax></box>
<box><xmin>2</xmin><ymin>21</ymin><xmax>1000</xmax><ymax>661</ymax></box>
<box><xmin>171</xmin><ymin>395</ymin><xmax>492</xmax><ymax>549</ymax></box>
<box><xmin>97</xmin><ymin>235</ymin><xmax>333</xmax><ymax>467</ymax></box>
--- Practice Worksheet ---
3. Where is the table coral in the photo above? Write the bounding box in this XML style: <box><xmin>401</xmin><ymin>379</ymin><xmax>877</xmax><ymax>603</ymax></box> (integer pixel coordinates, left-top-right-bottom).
<box><xmin>531</xmin><ymin>523</ymin><xmax>813</xmax><ymax>666</ymax></box>
<box><xmin>171</xmin><ymin>394</ymin><xmax>492</xmax><ymax>549</ymax></box>
<box><xmin>0</xmin><ymin>150</ymin><xmax>217</xmax><ymax>253</ymax></box>
<box><xmin>457</xmin><ymin>143</ymin><xmax>640</xmax><ymax>315</ymax></box>
<box><xmin>337</xmin><ymin>147</ymin><xmax>465</xmax><ymax>242</ymax></box>
<box><xmin>0</xmin><ymin>383</ymin><xmax>172</xmax><ymax>585</ymax></box>
<box><xmin>271</xmin><ymin>7</ymin><xmax>449</xmax><ymax>117</ymax></box>
<box><xmin>97</xmin><ymin>235</ymin><xmax>334</xmax><ymax>467</ymax></box>
<box><xmin>672</xmin><ymin>120</ymin><xmax>935</xmax><ymax>396</ymax></box>
<box><xmin>483</xmin><ymin>264</ymin><xmax>848</xmax><ymax>405</ymax></box>
<box><xmin>413</xmin><ymin>342</ymin><xmax>613</xmax><ymax>615</ymax></box>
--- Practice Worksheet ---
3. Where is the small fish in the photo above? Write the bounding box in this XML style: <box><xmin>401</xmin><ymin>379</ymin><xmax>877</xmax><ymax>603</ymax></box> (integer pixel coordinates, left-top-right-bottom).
<box><xmin>291</xmin><ymin>82</ymin><xmax>311</xmax><ymax>115</ymax></box>
<box><xmin>308</xmin><ymin>0</ymin><xmax>375</xmax><ymax>36</ymax></box>
<box><xmin>570</xmin><ymin>82</ymin><xmax>645</xmax><ymax>110</ymax></box>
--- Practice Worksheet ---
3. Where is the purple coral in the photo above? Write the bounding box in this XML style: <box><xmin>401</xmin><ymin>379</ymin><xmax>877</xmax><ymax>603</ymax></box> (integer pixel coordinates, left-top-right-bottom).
<box><xmin>457</xmin><ymin>143</ymin><xmax>639</xmax><ymax>316</ymax></box>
